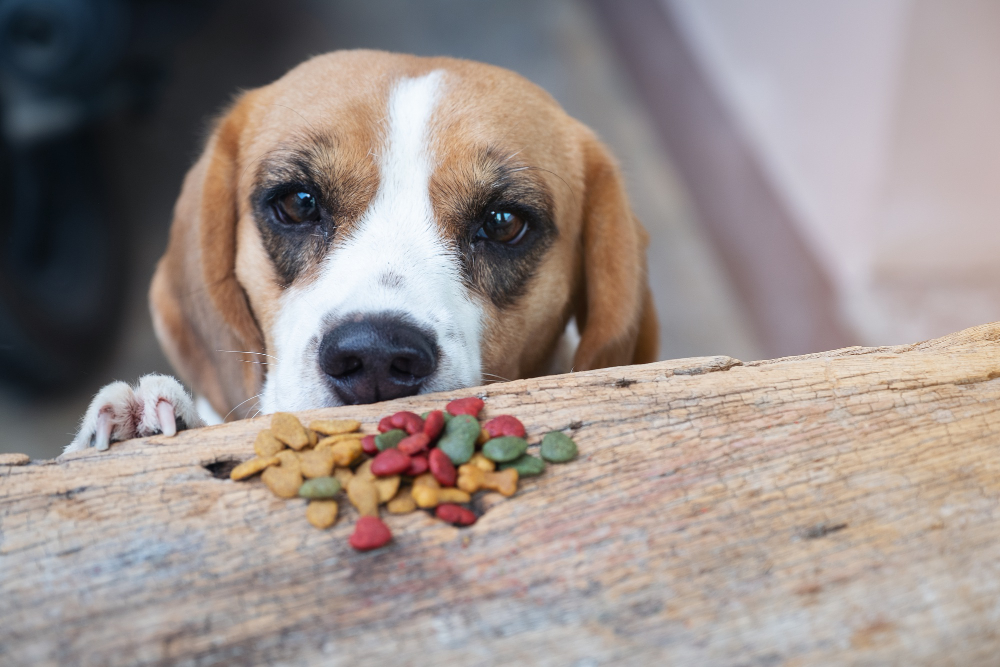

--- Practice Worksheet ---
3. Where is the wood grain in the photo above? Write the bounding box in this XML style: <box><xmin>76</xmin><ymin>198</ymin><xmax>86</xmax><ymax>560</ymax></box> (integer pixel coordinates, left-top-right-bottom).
<box><xmin>4</xmin><ymin>323</ymin><xmax>1000</xmax><ymax>665</ymax></box>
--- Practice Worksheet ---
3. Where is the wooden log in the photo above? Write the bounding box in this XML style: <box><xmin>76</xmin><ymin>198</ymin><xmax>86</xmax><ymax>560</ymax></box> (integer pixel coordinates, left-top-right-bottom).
<box><xmin>4</xmin><ymin>323</ymin><xmax>1000</xmax><ymax>665</ymax></box>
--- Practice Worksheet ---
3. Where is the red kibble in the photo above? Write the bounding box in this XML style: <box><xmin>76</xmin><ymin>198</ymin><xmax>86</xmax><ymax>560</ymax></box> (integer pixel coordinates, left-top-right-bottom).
<box><xmin>436</xmin><ymin>503</ymin><xmax>476</xmax><ymax>526</ymax></box>
<box><xmin>483</xmin><ymin>415</ymin><xmax>526</xmax><ymax>439</ymax></box>
<box><xmin>349</xmin><ymin>516</ymin><xmax>393</xmax><ymax>551</ymax></box>
<box><xmin>423</xmin><ymin>410</ymin><xmax>445</xmax><ymax>441</ymax></box>
<box><xmin>361</xmin><ymin>434</ymin><xmax>378</xmax><ymax>455</ymax></box>
<box><xmin>405</xmin><ymin>454</ymin><xmax>429</xmax><ymax>476</ymax></box>
<box><xmin>398</xmin><ymin>432</ymin><xmax>431</xmax><ymax>455</ymax></box>
<box><xmin>370</xmin><ymin>448</ymin><xmax>412</xmax><ymax>476</ymax></box>
<box><xmin>447</xmin><ymin>397</ymin><xmax>484</xmax><ymax>417</ymax></box>
<box><xmin>428</xmin><ymin>448</ymin><xmax>457</xmax><ymax>487</ymax></box>
<box><xmin>389</xmin><ymin>411</ymin><xmax>424</xmax><ymax>435</ymax></box>
<box><xmin>378</xmin><ymin>416</ymin><xmax>395</xmax><ymax>433</ymax></box>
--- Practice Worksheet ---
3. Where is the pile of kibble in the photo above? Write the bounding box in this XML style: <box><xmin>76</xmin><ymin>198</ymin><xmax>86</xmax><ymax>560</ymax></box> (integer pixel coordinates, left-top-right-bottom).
<box><xmin>229</xmin><ymin>397</ymin><xmax>578</xmax><ymax>551</ymax></box>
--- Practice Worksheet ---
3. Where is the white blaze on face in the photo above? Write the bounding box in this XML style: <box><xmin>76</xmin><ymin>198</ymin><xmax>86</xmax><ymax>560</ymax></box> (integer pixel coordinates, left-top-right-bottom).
<box><xmin>261</xmin><ymin>71</ymin><xmax>484</xmax><ymax>412</ymax></box>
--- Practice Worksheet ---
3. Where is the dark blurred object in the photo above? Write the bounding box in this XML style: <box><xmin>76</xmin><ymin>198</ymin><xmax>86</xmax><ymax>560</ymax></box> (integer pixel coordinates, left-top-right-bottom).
<box><xmin>0</xmin><ymin>0</ymin><xmax>203</xmax><ymax>392</ymax></box>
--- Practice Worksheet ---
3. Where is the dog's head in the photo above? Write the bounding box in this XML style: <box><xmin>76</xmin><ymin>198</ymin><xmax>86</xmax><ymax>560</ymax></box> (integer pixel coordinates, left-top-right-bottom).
<box><xmin>151</xmin><ymin>51</ymin><xmax>657</xmax><ymax>418</ymax></box>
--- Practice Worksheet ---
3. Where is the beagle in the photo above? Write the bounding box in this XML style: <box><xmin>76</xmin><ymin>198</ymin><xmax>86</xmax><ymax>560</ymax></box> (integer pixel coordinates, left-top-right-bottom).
<box><xmin>66</xmin><ymin>50</ymin><xmax>658</xmax><ymax>453</ymax></box>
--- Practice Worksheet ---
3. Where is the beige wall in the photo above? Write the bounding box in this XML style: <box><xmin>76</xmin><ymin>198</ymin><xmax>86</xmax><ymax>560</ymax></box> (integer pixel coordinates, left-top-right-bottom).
<box><xmin>666</xmin><ymin>0</ymin><xmax>1000</xmax><ymax>344</ymax></box>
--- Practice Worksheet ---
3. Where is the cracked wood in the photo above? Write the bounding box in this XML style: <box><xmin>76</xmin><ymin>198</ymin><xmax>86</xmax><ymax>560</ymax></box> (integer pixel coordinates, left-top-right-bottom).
<box><xmin>3</xmin><ymin>323</ymin><xmax>1000</xmax><ymax>665</ymax></box>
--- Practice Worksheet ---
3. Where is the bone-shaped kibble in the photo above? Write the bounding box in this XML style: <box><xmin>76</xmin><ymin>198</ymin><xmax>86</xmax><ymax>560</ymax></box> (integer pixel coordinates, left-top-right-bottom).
<box><xmin>457</xmin><ymin>465</ymin><xmax>518</xmax><ymax>496</ymax></box>
<box><xmin>411</xmin><ymin>485</ymin><xmax>472</xmax><ymax>509</ymax></box>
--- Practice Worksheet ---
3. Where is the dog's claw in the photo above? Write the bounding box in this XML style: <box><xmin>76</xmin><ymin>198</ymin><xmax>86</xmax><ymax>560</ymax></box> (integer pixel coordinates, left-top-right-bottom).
<box><xmin>157</xmin><ymin>399</ymin><xmax>177</xmax><ymax>437</ymax></box>
<box><xmin>94</xmin><ymin>409</ymin><xmax>114</xmax><ymax>451</ymax></box>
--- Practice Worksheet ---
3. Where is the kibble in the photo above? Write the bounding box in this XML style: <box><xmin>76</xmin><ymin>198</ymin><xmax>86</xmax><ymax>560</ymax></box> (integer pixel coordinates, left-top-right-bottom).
<box><xmin>446</xmin><ymin>396</ymin><xmax>484</xmax><ymax>417</ymax></box>
<box><xmin>310</xmin><ymin>419</ymin><xmax>361</xmax><ymax>435</ymax></box>
<box><xmin>375</xmin><ymin>429</ymin><xmax>406</xmax><ymax>451</ymax></box>
<box><xmin>316</xmin><ymin>432</ymin><xmax>364</xmax><ymax>449</ymax></box>
<box><xmin>299</xmin><ymin>476</ymin><xmax>342</xmax><ymax>499</ymax></box>
<box><xmin>371</xmin><ymin>448</ymin><xmax>411</xmax><ymax>476</ymax></box>
<box><xmin>275</xmin><ymin>449</ymin><xmax>302</xmax><ymax>476</ymax></box>
<box><xmin>398</xmin><ymin>432</ymin><xmax>430</xmax><ymax>455</ymax></box>
<box><xmin>306</xmin><ymin>500</ymin><xmax>339</xmax><ymax>529</ymax></box>
<box><xmin>374</xmin><ymin>475</ymin><xmax>401</xmax><ymax>503</ymax></box>
<box><xmin>262</xmin><ymin>464</ymin><xmax>303</xmax><ymax>498</ymax></box>
<box><xmin>270</xmin><ymin>412</ymin><xmax>310</xmax><ymax>450</ymax></box>
<box><xmin>428</xmin><ymin>448</ymin><xmax>456</xmax><ymax>487</ymax></box>
<box><xmin>299</xmin><ymin>448</ymin><xmax>334</xmax><ymax>478</ymax></box>
<box><xmin>350</xmin><ymin>516</ymin><xmax>392</xmax><ymax>551</ymax></box>
<box><xmin>423</xmin><ymin>410</ymin><xmax>445</xmax><ymax>440</ymax></box>
<box><xmin>347</xmin><ymin>477</ymin><xmax>379</xmax><ymax>516</ymax></box>
<box><xmin>230</xmin><ymin>455</ymin><xmax>279</xmax><ymax>480</ymax></box>
<box><xmin>481</xmin><ymin>436</ymin><xmax>528</xmax><ymax>463</ymax></box>
<box><xmin>468</xmin><ymin>452</ymin><xmax>496</xmax><ymax>472</ymax></box>
<box><xmin>457</xmin><ymin>465</ymin><xmax>518</xmax><ymax>497</ymax></box>
<box><xmin>499</xmin><ymin>453</ymin><xmax>545</xmax><ymax>477</ymax></box>
<box><xmin>437</xmin><ymin>414</ymin><xmax>479</xmax><ymax>465</ymax></box>
<box><xmin>361</xmin><ymin>434</ymin><xmax>378</xmax><ymax>455</ymax></box>
<box><xmin>540</xmin><ymin>431</ymin><xmax>578</xmax><ymax>462</ymax></box>
<box><xmin>436</xmin><ymin>503</ymin><xmax>476</xmax><ymax>526</ymax></box>
<box><xmin>333</xmin><ymin>467</ymin><xmax>354</xmax><ymax>488</ymax></box>
<box><xmin>412</xmin><ymin>484</ymin><xmax>471</xmax><ymax>508</ymax></box>
<box><xmin>253</xmin><ymin>430</ymin><xmax>285</xmax><ymax>457</ymax></box>
<box><xmin>483</xmin><ymin>415</ymin><xmax>526</xmax><ymax>439</ymax></box>
<box><xmin>405</xmin><ymin>454</ymin><xmax>429</xmax><ymax>476</ymax></box>
<box><xmin>387</xmin><ymin>488</ymin><xmax>417</xmax><ymax>514</ymax></box>
<box><xmin>330</xmin><ymin>439</ymin><xmax>363</xmax><ymax>467</ymax></box>
<box><xmin>389</xmin><ymin>411</ymin><xmax>424</xmax><ymax>435</ymax></box>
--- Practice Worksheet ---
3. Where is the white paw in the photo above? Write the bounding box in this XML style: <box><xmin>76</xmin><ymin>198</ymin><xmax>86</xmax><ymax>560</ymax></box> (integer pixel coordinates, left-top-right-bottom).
<box><xmin>65</xmin><ymin>374</ymin><xmax>205</xmax><ymax>454</ymax></box>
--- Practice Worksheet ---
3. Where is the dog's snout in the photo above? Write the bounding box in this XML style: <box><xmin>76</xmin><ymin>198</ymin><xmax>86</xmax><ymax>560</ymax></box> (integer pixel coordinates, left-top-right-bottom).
<box><xmin>318</xmin><ymin>316</ymin><xmax>438</xmax><ymax>404</ymax></box>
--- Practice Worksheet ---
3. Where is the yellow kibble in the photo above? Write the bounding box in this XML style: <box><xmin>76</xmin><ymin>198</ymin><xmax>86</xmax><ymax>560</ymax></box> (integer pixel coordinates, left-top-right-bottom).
<box><xmin>333</xmin><ymin>467</ymin><xmax>354</xmax><ymax>488</ymax></box>
<box><xmin>271</xmin><ymin>412</ymin><xmax>310</xmax><ymax>450</ymax></box>
<box><xmin>412</xmin><ymin>484</ymin><xmax>439</xmax><ymax>509</ymax></box>
<box><xmin>253</xmin><ymin>430</ymin><xmax>285</xmax><ymax>457</ymax></box>
<box><xmin>306</xmin><ymin>500</ymin><xmax>338</xmax><ymax>529</ymax></box>
<box><xmin>374</xmin><ymin>475</ymin><xmax>401</xmax><ymax>504</ymax></box>
<box><xmin>275</xmin><ymin>449</ymin><xmax>301</xmax><ymax>476</ymax></box>
<box><xmin>387</xmin><ymin>488</ymin><xmax>417</xmax><ymax>514</ymax></box>
<box><xmin>354</xmin><ymin>459</ymin><xmax>375</xmax><ymax>482</ymax></box>
<box><xmin>347</xmin><ymin>477</ymin><xmax>379</xmax><ymax>516</ymax></box>
<box><xmin>469</xmin><ymin>452</ymin><xmax>495</xmax><ymax>472</ymax></box>
<box><xmin>413</xmin><ymin>472</ymin><xmax>439</xmax><ymax>489</ymax></box>
<box><xmin>438</xmin><ymin>488</ymin><xmax>471</xmax><ymax>504</ymax></box>
<box><xmin>310</xmin><ymin>419</ymin><xmax>361</xmax><ymax>435</ymax></box>
<box><xmin>299</xmin><ymin>448</ymin><xmax>335</xmax><ymax>479</ymax></box>
<box><xmin>230</xmin><ymin>456</ymin><xmax>279</xmax><ymax>481</ymax></box>
<box><xmin>330</xmin><ymin>439</ymin><xmax>363</xmax><ymax>467</ymax></box>
<box><xmin>316</xmin><ymin>433</ymin><xmax>364</xmax><ymax>450</ymax></box>
<box><xmin>458</xmin><ymin>465</ymin><xmax>518</xmax><ymax>497</ymax></box>
<box><xmin>477</xmin><ymin>427</ymin><xmax>491</xmax><ymax>445</ymax></box>
<box><xmin>261</xmin><ymin>465</ymin><xmax>303</xmax><ymax>498</ymax></box>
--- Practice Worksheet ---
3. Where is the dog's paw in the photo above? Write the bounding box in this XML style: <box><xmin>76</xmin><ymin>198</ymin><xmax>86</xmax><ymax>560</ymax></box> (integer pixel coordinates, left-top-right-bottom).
<box><xmin>65</xmin><ymin>374</ymin><xmax>205</xmax><ymax>454</ymax></box>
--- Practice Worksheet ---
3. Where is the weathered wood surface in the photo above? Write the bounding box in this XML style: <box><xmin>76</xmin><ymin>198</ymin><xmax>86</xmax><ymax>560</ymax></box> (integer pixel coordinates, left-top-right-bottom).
<box><xmin>5</xmin><ymin>324</ymin><xmax>1000</xmax><ymax>666</ymax></box>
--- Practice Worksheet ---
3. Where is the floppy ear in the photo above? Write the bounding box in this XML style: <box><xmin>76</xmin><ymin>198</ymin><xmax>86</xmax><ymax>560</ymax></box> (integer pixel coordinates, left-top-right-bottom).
<box><xmin>149</xmin><ymin>93</ymin><xmax>266</xmax><ymax>420</ymax></box>
<box><xmin>572</xmin><ymin>130</ymin><xmax>659</xmax><ymax>371</ymax></box>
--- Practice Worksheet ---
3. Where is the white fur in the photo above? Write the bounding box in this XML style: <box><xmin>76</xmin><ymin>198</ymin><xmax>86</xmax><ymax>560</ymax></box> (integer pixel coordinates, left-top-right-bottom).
<box><xmin>65</xmin><ymin>374</ymin><xmax>203</xmax><ymax>454</ymax></box>
<box><xmin>261</xmin><ymin>71</ymin><xmax>484</xmax><ymax>412</ymax></box>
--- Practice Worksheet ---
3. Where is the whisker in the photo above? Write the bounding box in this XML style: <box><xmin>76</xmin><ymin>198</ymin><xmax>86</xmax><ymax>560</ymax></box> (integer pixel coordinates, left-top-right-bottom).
<box><xmin>225</xmin><ymin>393</ymin><xmax>263</xmax><ymax>422</ymax></box>
<box><xmin>217</xmin><ymin>349</ymin><xmax>279</xmax><ymax>361</ymax></box>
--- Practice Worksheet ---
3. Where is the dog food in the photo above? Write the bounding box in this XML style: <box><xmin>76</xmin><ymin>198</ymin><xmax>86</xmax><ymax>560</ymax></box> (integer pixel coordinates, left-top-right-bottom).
<box><xmin>231</xmin><ymin>400</ymin><xmax>579</xmax><ymax>551</ymax></box>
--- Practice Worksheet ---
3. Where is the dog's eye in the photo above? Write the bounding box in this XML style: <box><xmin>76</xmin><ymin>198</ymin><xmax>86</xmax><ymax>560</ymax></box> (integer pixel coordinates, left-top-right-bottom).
<box><xmin>275</xmin><ymin>192</ymin><xmax>320</xmax><ymax>225</ymax></box>
<box><xmin>477</xmin><ymin>210</ymin><xmax>527</xmax><ymax>245</ymax></box>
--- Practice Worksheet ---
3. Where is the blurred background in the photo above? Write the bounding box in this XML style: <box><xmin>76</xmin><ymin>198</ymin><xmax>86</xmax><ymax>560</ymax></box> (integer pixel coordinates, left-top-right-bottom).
<box><xmin>1</xmin><ymin>0</ymin><xmax>996</xmax><ymax>458</ymax></box>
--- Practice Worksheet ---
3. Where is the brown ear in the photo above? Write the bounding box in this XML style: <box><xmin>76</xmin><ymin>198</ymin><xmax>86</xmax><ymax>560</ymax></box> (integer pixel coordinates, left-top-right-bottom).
<box><xmin>149</xmin><ymin>93</ymin><xmax>265</xmax><ymax>420</ymax></box>
<box><xmin>572</xmin><ymin>130</ymin><xmax>659</xmax><ymax>371</ymax></box>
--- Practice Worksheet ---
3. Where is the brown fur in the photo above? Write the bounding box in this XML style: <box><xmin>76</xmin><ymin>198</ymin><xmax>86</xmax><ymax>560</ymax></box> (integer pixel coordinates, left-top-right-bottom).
<box><xmin>150</xmin><ymin>50</ymin><xmax>657</xmax><ymax>419</ymax></box>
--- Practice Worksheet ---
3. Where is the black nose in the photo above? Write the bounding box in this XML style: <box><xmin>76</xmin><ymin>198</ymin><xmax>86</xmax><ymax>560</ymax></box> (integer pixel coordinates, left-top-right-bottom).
<box><xmin>318</xmin><ymin>315</ymin><xmax>438</xmax><ymax>404</ymax></box>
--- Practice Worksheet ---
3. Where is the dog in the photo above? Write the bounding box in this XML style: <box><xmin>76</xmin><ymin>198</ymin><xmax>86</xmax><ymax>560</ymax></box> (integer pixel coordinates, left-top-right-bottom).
<box><xmin>66</xmin><ymin>50</ymin><xmax>658</xmax><ymax>453</ymax></box>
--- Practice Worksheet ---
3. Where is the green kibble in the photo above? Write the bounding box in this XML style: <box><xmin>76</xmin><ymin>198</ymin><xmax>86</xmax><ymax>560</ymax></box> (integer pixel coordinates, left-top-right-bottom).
<box><xmin>375</xmin><ymin>429</ymin><xmax>406</xmax><ymax>451</ymax></box>
<box><xmin>540</xmin><ymin>431</ymin><xmax>578</xmax><ymax>462</ymax></box>
<box><xmin>482</xmin><ymin>436</ymin><xmax>528</xmax><ymax>463</ymax></box>
<box><xmin>437</xmin><ymin>414</ymin><xmax>478</xmax><ymax>464</ymax></box>
<box><xmin>499</xmin><ymin>453</ymin><xmax>545</xmax><ymax>476</ymax></box>
<box><xmin>298</xmin><ymin>476</ymin><xmax>342</xmax><ymax>499</ymax></box>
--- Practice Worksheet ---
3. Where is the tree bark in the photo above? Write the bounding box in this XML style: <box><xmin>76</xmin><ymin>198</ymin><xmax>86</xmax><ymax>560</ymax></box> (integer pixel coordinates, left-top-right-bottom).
<box><xmin>4</xmin><ymin>323</ymin><xmax>1000</xmax><ymax>665</ymax></box>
